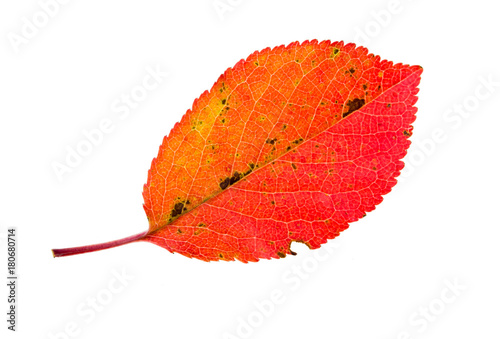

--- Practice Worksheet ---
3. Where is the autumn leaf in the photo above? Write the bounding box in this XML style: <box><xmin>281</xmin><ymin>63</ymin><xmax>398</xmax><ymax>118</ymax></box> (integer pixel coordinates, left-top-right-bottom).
<box><xmin>52</xmin><ymin>40</ymin><xmax>422</xmax><ymax>262</ymax></box>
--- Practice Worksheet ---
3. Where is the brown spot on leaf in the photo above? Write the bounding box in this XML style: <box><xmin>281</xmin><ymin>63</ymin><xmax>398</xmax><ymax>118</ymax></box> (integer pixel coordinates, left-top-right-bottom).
<box><xmin>343</xmin><ymin>98</ymin><xmax>365</xmax><ymax>118</ymax></box>
<box><xmin>219</xmin><ymin>177</ymin><xmax>230</xmax><ymax>190</ymax></box>
<box><xmin>244</xmin><ymin>163</ymin><xmax>255</xmax><ymax>176</ymax></box>
<box><xmin>171</xmin><ymin>202</ymin><xmax>184</xmax><ymax>218</ymax></box>
<box><xmin>266</xmin><ymin>138</ymin><xmax>277</xmax><ymax>145</ymax></box>
<box><xmin>277</xmin><ymin>252</ymin><xmax>286</xmax><ymax>258</ymax></box>
<box><xmin>230</xmin><ymin>171</ymin><xmax>241</xmax><ymax>185</ymax></box>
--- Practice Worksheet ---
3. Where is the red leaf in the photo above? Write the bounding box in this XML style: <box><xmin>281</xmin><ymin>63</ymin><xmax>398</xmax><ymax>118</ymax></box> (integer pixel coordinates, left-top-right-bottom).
<box><xmin>53</xmin><ymin>40</ymin><xmax>422</xmax><ymax>262</ymax></box>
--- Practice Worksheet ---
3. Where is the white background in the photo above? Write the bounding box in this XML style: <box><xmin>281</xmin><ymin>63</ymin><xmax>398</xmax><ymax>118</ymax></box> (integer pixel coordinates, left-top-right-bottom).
<box><xmin>1</xmin><ymin>0</ymin><xmax>499</xmax><ymax>338</ymax></box>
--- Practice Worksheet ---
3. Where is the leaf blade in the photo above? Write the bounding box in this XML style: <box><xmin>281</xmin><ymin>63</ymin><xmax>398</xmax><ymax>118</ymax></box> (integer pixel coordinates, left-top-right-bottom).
<box><xmin>141</xmin><ymin>40</ymin><xmax>422</xmax><ymax>262</ymax></box>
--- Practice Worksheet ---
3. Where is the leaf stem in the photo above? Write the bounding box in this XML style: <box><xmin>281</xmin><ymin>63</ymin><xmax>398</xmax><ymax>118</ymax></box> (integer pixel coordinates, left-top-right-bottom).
<box><xmin>52</xmin><ymin>231</ymin><xmax>148</xmax><ymax>258</ymax></box>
